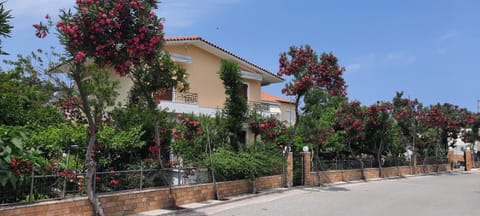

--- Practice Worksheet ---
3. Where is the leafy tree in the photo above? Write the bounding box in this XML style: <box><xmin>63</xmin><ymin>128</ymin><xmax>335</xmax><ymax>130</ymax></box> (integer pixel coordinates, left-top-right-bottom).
<box><xmin>171</xmin><ymin>114</ymin><xmax>203</xmax><ymax>164</ymax></box>
<box><xmin>335</xmin><ymin>101</ymin><xmax>367</xmax><ymax>178</ymax></box>
<box><xmin>0</xmin><ymin>51</ymin><xmax>65</xmax><ymax>127</ymax></box>
<box><xmin>420</xmin><ymin>103</ymin><xmax>474</xmax><ymax>160</ymax></box>
<box><xmin>35</xmin><ymin>1</ymin><xmax>165</xmax><ymax>214</ymax></box>
<box><xmin>130</xmin><ymin>51</ymin><xmax>188</xmax><ymax>164</ymax></box>
<box><xmin>219</xmin><ymin>60</ymin><xmax>248</xmax><ymax>151</ymax></box>
<box><xmin>392</xmin><ymin>91</ymin><xmax>423</xmax><ymax>167</ymax></box>
<box><xmin>277</xmin><ymin>47</ymin><xmax>346</xmax><ymax>187</ymax></box>
<box><xmin>300</xmin><ymin>87</ymin><xmax>346</xmax><ymax>160</ymax></box>
<box><xmin>0</xmin><ymin>1</ymin><xmax>12</xmax><ymax>55</ymax></box>
<box><xmin>364</xmin><ymin>102</ymin><xmax>395</xmax><ymax>177</ymax></box>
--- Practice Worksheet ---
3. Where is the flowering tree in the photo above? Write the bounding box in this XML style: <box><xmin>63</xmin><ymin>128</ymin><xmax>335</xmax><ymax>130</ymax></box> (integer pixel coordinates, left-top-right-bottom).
<box><xmin>277</xmin><ymin>46</ymin><xmax>346</xmax><ymax>187</ymax></box>
<box><xmin>300</xmin><ymin>87</ymin><xmax>346</xmax><ymax>173</ymax></box>
<box><xmin>278</xmin><ymin>47</ymin><xmax>346</xmax><ymax>129</ymax></box>
<box><xmin>35</xmin><ymin>1</ymin><xmax>165</xmax><ymax>215</ymax></box>
<box><xmin>130</xmin><ymin>51</ymin><xmax>188</xmax><ymax>164</ymax></box>
<box><xmin>335</xmin><ymin>101</ymin><xmax>367</xmax><ymax>178</ymax></box>
<box><xmin>171</xmin><ymin>114</ymin><xmax>204</xmax><ymax>165</ymax></box>
<box><xmin>335</xmin><ymin>101</ymin><xmax>365</xmax><ymax>151</ymax></box>
<box><xmin>364</xmin><ymin>102</ymin><xmax>395</xmax><ymax>177</ymax></box>
<box><xmin>420</xmin><ymin>103</ymin><xmax>475</xmax><ymax>159</ymax></box>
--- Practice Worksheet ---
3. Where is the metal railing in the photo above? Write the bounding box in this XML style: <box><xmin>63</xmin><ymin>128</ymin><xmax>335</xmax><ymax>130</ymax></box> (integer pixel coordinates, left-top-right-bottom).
<box><xmin>312</xmin><ymin>156</ymin><xmax>445</xmax><ymax>172</ymax></box>
<box><xmin>0</xmin><ymin>166</ymin><xmax>210</xmax><ymax>206</ymax></box>
<box><xmin>248</xmin><ymin>101</ymin><xmax>270</xmax><ymax>112</ymax></box>
<box><xmin>175</xmin><ymin>92</ymin><xmax>198</xmax><ymax>104</ymax></box>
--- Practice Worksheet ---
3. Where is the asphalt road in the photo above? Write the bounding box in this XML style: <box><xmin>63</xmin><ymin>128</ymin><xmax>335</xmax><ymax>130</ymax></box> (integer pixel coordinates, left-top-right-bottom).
<box><xmin>180</xmin><ymin>170</ymin><xmax>480</xmax><ymax>216</ymax></box>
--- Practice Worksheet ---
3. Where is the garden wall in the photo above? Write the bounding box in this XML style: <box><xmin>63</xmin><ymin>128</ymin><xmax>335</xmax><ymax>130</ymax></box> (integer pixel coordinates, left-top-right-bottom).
<box><xmin>0</xmin><ymin>174</ymin><xmax>285</xmax><ymax>216</ymax></box>
<box><xmin>302</xmin><ymin>152</ymin><xmax>452</xmax><ymax>186</ymax></box>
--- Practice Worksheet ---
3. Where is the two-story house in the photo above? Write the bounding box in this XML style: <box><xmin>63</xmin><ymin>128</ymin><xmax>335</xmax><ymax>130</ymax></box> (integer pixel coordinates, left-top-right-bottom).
<box><xmin>111</xmin><ymin>36</ymin><xmax>295</xmax><ymax>143</ymax></box>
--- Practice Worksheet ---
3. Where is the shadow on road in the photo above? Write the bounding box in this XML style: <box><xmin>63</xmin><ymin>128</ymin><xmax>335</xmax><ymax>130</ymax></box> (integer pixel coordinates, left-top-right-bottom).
<box><xmin>301</xmin><ymin>185</ymin><xmax>350</xmax><ymax>192</ymax></box>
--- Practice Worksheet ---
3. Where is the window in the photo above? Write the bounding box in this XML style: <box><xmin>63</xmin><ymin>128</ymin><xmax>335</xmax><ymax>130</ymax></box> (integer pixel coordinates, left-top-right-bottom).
<box><xmin>240</xmin><ymin>83</ymin><xmax>248</xmax><ymax>100</ymax></box>
<box><xmin>286</xmin><ymin>110</ymin><xmax>292</xmax><ymax>124</ymax></box>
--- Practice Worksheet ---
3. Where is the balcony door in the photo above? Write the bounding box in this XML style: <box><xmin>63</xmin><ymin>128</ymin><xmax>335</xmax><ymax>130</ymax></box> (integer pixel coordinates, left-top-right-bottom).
<box><xmin>240</xmin><ymin>83</ymin><xmax>248</xmax><ymax>100</ymax></box>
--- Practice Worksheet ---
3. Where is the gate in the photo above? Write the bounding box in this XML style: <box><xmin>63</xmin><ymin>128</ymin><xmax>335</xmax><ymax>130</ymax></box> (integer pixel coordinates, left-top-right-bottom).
<box><xmin>292</xmin><ymin>152</ymin><xmax>304</xmax><ymax>186</ymax></box>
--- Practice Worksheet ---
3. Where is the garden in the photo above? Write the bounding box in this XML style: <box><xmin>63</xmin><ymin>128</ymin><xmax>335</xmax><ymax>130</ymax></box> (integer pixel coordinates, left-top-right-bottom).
<box><xmin>0</xmin><ymin>1</ymin><xmax>479</xmax><ymax>216</ymax></box>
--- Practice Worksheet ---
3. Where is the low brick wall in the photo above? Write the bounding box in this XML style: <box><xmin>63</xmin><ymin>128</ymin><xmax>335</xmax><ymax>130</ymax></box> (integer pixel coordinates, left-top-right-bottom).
<box><xmin>305</xmin><ymin>164</ymin><xmax>451</xmax><ymax>186</ymax></box>
<box><xmin>302</xmin><ymin>152</ymin><xmax>453</xmax><ymax>186</ymax></box>
<box><xmin>0</xmin><ymin>175</ymin><xmax>285</xmax><ymax>216</ymax></box>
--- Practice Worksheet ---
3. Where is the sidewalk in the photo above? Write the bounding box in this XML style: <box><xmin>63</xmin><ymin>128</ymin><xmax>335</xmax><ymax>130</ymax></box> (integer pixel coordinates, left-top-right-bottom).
<box><xmin>129</xmin><ymin>188</ymin><xmax>290</xmax><ymax>216</ymax></box>
<box><xmin>130</xmin><ymin>169</ymin><xmax>474</xmax><ymax>216</ymax></box>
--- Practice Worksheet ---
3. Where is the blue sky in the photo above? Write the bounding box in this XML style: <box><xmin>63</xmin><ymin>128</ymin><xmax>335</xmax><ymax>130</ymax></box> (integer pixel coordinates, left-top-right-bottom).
<box><xmin>2</xmin><ymin>0</ymin><xmax>480</xmax><ymax>111</ymax></box>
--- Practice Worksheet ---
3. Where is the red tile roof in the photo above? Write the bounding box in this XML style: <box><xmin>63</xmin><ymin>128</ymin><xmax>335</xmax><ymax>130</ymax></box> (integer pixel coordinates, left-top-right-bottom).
<box><xmin>261</xmin><ymin>92</ymin><xmax>294</xmax><ymax>104</ymax></box>
<box><xmin>164</xmin><ymin>36</ymin><xmax>282</xmax><ymax>81</ymax></box>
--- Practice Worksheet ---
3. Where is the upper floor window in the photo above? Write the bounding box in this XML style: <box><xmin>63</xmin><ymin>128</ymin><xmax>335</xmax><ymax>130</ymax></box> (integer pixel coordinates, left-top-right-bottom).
<box><xmin>240</xmin><ymin>83</ymin><xmax>248</xmax><ymax>100</ymax></box>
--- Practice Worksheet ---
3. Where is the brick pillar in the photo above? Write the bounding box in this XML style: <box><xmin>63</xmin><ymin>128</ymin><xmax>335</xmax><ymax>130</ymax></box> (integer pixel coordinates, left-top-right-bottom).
<box><xmin>302</xmin><ymin>152</ymin><xmax>311</xmax><ymax>186</ymax></box>
<box><xmin>465</xmin><ymin>149</ymin><xmax>472</xmax><ymax>171</ymax></box>
<box><xmin>287</xmin><ymin>152</ymin><xmax>293</xmax><ymax>188</ymax></box>
<box><xmin>448</xmin><ymin>148</ymin><xmax>454</xmax><ymax>170</ymax></box>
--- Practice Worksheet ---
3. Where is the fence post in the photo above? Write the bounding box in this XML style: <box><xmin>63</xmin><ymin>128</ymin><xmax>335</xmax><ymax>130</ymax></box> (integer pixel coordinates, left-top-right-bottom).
<box><xmin>140</xmin><ymin>162</ymin><xmax>143</xmax><ymax>190</ymax></box>
<box><xmin>29</xmin><ymin>168</ymin><xmax>35</xmax><ymax>202</ymax></box>
<box><xmin>465</xmin><ymin>148</ymin><xmax>472</xmax><ymax>171</ymax></box>
<box><xmin>302</xmin><ymin>152</ymin><xmax>311</xmax><ymax>186</ymax></box>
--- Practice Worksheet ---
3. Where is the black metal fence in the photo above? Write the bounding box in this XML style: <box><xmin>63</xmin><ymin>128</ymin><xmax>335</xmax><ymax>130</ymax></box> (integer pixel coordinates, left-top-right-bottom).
<box><xmin>0</xmin><ymin>166</ymin><xmax>211</xmax><ymax>206</ymax></box>
<box><xmin>312</xmin><ymin>156</ymin><xmax>447</xmax><ymax>172</ymax></box>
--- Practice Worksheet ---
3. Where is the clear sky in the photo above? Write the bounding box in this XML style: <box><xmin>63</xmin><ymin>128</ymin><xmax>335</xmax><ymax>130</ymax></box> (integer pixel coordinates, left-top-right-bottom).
<box><xmin>2</xmin><ymin>0</ymin><xmax>480</xmax><ymax>111</ymax></box>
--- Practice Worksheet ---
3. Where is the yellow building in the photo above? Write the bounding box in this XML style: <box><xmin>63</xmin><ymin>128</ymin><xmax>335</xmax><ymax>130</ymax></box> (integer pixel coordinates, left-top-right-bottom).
<box><xmin>110</xmin><ymin>36</ymin><xmax>292</xmax><ymax>143</ymax></box>
<box><xmin>112</xmin><ymin>36</ymin><xmax>283</xmax><ymax>116</ymax></box>
<box><xmin>260</xmin><ymin>92</ymin><xmax>296</xmax><ymax>126</ymax></box>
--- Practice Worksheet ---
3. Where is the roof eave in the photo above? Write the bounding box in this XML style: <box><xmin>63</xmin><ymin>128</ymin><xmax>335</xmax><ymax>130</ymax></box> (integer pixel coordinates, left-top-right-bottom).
<box><xmin>165</xmin><ymin>37</ymin><xmax>283</xmax><ymax>85</ymax></box>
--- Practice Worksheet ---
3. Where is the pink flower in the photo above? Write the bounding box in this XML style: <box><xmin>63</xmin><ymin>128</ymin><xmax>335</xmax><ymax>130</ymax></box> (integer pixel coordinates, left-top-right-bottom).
<box><xmin>74</xmin><ymin>51</ymin><xmax>86</xmax><ymax>63</ymax></box>
<box><xmin>110</xmin><ymin>179</ymin><xmax>119</xmax><ymax>186</ymax></box>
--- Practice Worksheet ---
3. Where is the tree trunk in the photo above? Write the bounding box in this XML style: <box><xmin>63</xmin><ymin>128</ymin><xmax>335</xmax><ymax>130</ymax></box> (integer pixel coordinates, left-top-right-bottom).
<box><xmin>348</xmin><ymin>144</ymin><xmax>365</xmax><ymax>181</ymax></box>
<box><xmin>72</xmin><ymin>65</ymin><xmax>104</xmax><ymax>216</ymax></box>
<box><xmin>206</xmin><ymin>126</ymin><xmax>220</xmax><ymax>200</ymax></box>
<box><xmin>377</xmin><ymin>140</ymin><xmax>384</xmax><ymax>178</ymax></box>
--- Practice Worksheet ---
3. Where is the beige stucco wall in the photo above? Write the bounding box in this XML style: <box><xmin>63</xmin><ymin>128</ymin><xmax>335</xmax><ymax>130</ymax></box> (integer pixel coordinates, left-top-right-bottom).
<box><xmin>244</xmin><ymin>79</ymin><xmax>261</xmax><ymax>102</ymax></box>
<box><xmin>280</xmin><ymin>102</ymin><xmax>296</xmax><ymax>126</ymax></box>
<box><xmin>166</xmin><ymin>45</ymin><xmax>226</xmax><ymax>108</ymax></box>
<box><xmin>109</xmin><ymin>44</ymin><xmax>263</xmax><ymax>108</ymax></box>
<box><xmin>109</xmin><ymin>71</ymin><xmax>133</xmax><ymax>106</ymax></box>
<box><xmin>166</xmin><ymin>44</ymin><xmax>263</xmax><ymax>108</ymax></box>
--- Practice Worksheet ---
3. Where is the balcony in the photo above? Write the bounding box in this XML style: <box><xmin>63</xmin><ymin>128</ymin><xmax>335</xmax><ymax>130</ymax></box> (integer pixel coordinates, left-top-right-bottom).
<box><xmin>175</xmin><ymin>92</ymin><xmax>198</xmax><ymax>104</ymax></box>
<box><xmin>248</xmin><ymin>101</ymin><xmax>270</xmax><ymax>112</ymax></box>
<box><xmin>155</xmin><ymin>90</ymin><xmax>219</xmax><ymax>116</ymax></box>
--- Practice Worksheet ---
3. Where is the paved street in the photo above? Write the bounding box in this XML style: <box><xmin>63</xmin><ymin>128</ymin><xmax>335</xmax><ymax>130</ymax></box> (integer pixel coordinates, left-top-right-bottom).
<box><xmin>179</xmin><ymin>170</ymin><xmax>480</xmax><ymax>216</ymax></box>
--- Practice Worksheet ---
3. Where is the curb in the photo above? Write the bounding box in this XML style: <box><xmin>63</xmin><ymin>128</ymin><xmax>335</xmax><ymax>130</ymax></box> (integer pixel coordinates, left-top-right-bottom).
<box><xmin>132</xmin><ymin>188</ymin><xmax>290</xmax><ymax>216</ymax></box>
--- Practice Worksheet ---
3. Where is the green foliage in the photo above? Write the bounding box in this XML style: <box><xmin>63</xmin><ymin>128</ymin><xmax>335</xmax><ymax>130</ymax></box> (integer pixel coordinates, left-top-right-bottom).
<box><xmin>0</xmin><ymin>57</ymin><xmax>63</xmax><ymax>127</ymax></box>
<box><xmin>0</xmin><ymin>126</ymin><xmax>50</xmax><ymax>188</ymax></box>
<box><xmin>111</xmin><ymin>105</ymin><xmax>176</xmax><ymax>163</ymax></box>
<box><xmin>298</xmin><ymin>87</ymin><xmax>346</xmax><ymax>155</ymax></box>
<box><xmin>219</xmin><ymin>60</ymin><xmax>248</xmax><ymax>151</ymax></box>
<box><xmin>171</xmin><ymin>114</ymin><xmax>229</xmax><ymax>165</ymax></box>
<box><xmin>130</xmin><ymin>51</ymin><xmax>189</xmax><ymax>101</ymax></box>
<box><xmin>97</xmin><ymin>125</ymin><xmax>145</xmax><ymax>151</ymax></box>
<box><xmin>83</xmin><ymin>65</ymin><xmax>120</xmax><ymax>123</ymax></box>
<box><xmin>204</xmin><ymin>146</ymin><xmax>284</xmax><ymax>181</ymax></box>
<box><xmin>26</xmin><ymin>123</ymin><xmax>87</xmax><ymax>158</ymax></box>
